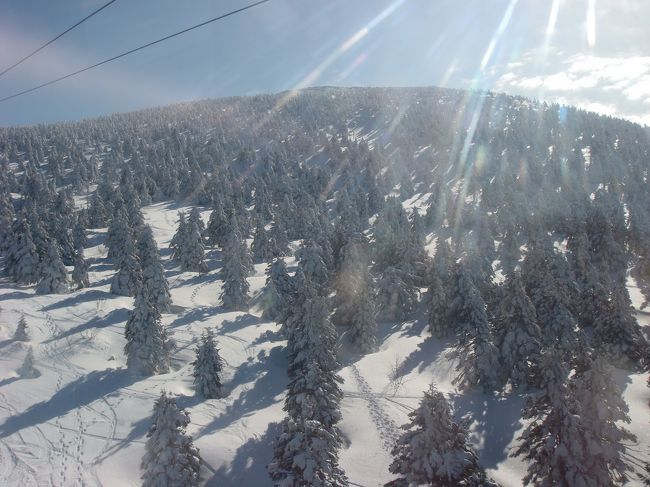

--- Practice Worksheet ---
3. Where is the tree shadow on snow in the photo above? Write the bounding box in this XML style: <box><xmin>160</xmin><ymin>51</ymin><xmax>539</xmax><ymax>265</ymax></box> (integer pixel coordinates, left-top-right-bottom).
<box><xmin>450</xmin><ymin>391</ymin><xmax>524</xmax><ymax>469</ymax></box>
<box><xmin>0</xmin><ymin>368</ymin><xmax>138</xmax><ymax>439</ymax></box>
<box><xmin>206</xmin><ymin>421</ymin><xmax>281</xmax><ymax>486</ymax></box>
<box><xmin>0</xmin><ymin>376</ymin><xmax>19</xmax><ymax>387</ymax></box>
<box><xmin>42</xmin><ymin>308</ymin><xmax>129</xmax><ymax>343</ymax></box>
<box><xmin>169</xmin><ymin>306</ymin><xmax>223</xmax><ymax>329</ymax></box>
<box><xmin>397</xmin><ymin>333</ymin><xmax>451</xmax><ymax>377</ymax></box>
<box><xmin>89</xmin><ymin>262</ymin><xmax>114</xmax><ymax>273</ymax></box>
<box><xmin>41</xmin><ymin>289</ymin><xmax>114</xmax><ymax>311</ymax></box>
<box><xmin>0</xmin><ymin>290</ymin><xmax>33</xmax><ymax>302</ymax></box>
<box><xmin>196</xmin><ymin>346</ymin><xmax>287</xmax><ymax>438</ymax></box>
<box><xmin>219</xmin><ymin>313</ymin><xmax>263</xmax><ymax>335</ymax></box>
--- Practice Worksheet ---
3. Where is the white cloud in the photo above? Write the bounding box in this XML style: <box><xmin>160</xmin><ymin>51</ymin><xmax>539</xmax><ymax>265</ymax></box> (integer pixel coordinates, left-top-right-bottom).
<box><xmin>493</xmin><ymin>53</ymin><xmax>650</xmax><ymax>125</ymax></box>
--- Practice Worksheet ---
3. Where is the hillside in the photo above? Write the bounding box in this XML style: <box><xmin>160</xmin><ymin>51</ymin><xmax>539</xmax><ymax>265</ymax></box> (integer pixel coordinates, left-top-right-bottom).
<box><xmin>0</xmin><ymin>86</ymin><xmax>648</xmax><ymax>486</ymax></box>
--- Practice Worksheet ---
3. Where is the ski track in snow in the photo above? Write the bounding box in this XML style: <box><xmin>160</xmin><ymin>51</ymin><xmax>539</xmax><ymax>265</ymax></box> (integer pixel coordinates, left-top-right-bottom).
<box><xmin>37</xmin><ymin>303</ymin><xmax>114</xmax><ymax>487</ymax></box>
<box><xmin>349</xmin><ymin>364</ymin><xmax>401</xmax><ymax>453</ymax></box>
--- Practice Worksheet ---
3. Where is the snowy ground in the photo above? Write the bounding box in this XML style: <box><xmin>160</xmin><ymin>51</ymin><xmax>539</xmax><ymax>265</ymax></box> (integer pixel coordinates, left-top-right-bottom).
<box><xmin>0</xmin><ymin>201</ymin><xmax>647</xmax><ymax>486</ymax></box>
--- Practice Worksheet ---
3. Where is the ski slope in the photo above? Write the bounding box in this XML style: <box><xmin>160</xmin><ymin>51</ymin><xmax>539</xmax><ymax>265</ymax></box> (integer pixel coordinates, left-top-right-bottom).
<box><xmin>0</xmin><ymin>200</ymin><xmax>648</xmax><ymax>486</ymax></box>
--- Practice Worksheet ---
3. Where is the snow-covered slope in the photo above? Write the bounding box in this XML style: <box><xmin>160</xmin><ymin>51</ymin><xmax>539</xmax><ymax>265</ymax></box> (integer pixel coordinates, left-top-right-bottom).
<box><xmin>0</xmin><ymin>199</ymin><xmax>647</xmax><ymax>487</ymax></box>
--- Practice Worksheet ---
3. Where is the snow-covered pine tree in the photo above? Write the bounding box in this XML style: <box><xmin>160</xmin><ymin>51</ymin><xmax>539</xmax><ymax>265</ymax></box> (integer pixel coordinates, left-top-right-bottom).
<box><xmin>268</xmin><ymin>220</ymin><xmax>290</xmax><ymax>257</ymax></box>
<box><xmin>376</xmin><ymin>267</ymin><xmax>418</xmax><ymax>322</ymax></box>
<box><xmin>591</xmin><ymin>290</ymin><xmax>649</xmax><ymax>371</ymax></box>
<box><xmin>348</xmin><ymin>270</ymin><xmax>378</xmax><ymax>353</ymax></box>
<box><xmin>427</xmin><ymin>273</ymin><xmax>449</xmax><ymax>338</ymax></box>
<box><xmin>284</xmin><ymin>360</ymin><xmax>344</xmax><ymax>432</ymax></box>
<box><xmin>204</xmin><ymin>201</ymin><xmax>229</xmax><ymax>247</ymax></box>
<box><xmin>332</xmin><ymin>234</ymin><xmax>368</xmax><ymax>324</ymax></box>
<box><xmin>87</xmin><ymin>191</ymin><xmax>108</xmax><ymax>227</ymax></box>
<box><xmin>71</xmin><ymin>247</ymin><xmax>90</xmax><ymax>289</ymax></box>
<box><xmin>36</xmin><ymin>241</ymin><xmax>68</xmax><ymax>294</ymax></box>
<box><xmin>220</xmin><ymin>230</ymin><xmax>250</xmax><ymax>310</ymax></box>
<box><xmin>124</xmin><ymin>291</ymin><xmax>171</xmax><ymax>375</ymax></box>
<box><xmin>111</xmin><ymin>233</ymin><xmax>142</xmax><ymax>297</ymax></box>
<box><xmin>251</xmin><ymin>222</ymin><xmax>274</xmax><ymax>262</ymax></box>
<box><xmin>268</xmin><ymin>417</ymin><xmax>348</xmax><ymax>487</ymax></box>
<box><xmin>631</xmin><ymin>241</ymin><xmax>650</xmax><ymax>309</ymax></box>
<box><xmin>106</xmin><ymin>210</ymin><xmax>131</xmax><ymax>264</ymax></box>
<box><xmin>17</xmin><ymin>346</ymin><xmax>40</xmax><ymax>379</ymax></box>
<box><xmin>169</xmin><ymin>211</ymin><xmax>187</xmax><ymax>262</ymax></box>
<box><xmin>182</xmin><ymin>210</ymin><xmax>207</xmax><ymax>273</ymax></box>
<box><xmin>0</xmin><ymin>191</ymin><xmax>15</xmax><ymax>252</ymax></box>
<box><xmin>431</xmin><ymin>237</ymin><xmax>454</xmax><ymax>288</ymax></box>
<box><xmin>449</xmin><ymin>261</ymin><xmax>489</xmax><ymax>343</ymax></box>
<box><xmin>192</xmin><ymin>328</ymin><xmax>224</xmax><ymax>399</ymax></box>
<box><xmin>513</xmin><ymin>348</ymin><xmax>591</xmax><ymax>486</ymax></box>
<box><xmin>386</xmin><ymin>384</ymin><xmax>487</xmax><ymax>486</ymax></box>
<box><xmin>5</xmin><ymin>222</ymin><xmax>40</xmax><ymax>284</ymax></box>
<box><xmin>261</xmin><ymin>258</ymin><xmax>293</xmax><ymax>321</ymax></box>
<box><xmin>286</xmin><ymin>273</ymin><xmax>340</xmax><ymax>378</ymax></box>
<box><xmin>137</xmin><ymin>225</ymin><xmax>172</xmax><ymax>313</ymax></box>
<box><xmin>188</xmin><ymin>207</ymin><xmax>205</xmax><ymax>234</ymax></box>
<box><xmin>72</xmin><ymin>213</ymin><xmax>88</xmax><ymax>250</ymax></box>
<box><xmin>493</xmin><ymin>272</ymin><xmax>541</xmax><ymax>389</ymax></box>
<box><xmin>569</xmin><ymin>350</ymin><xmax>636</xmax><ymax>486</ymax></box>
<box><xmin>141</xmin><ymin>391</ymin><xmax>201</xmax><ymax>487</ymax></box>
<box><xmin>450</xmin><ymin>265</ymin><xmax>502</xmax><ymax>391</ymax></box>
<box><xmin>297</xmin><ymin>240</ymin><xmax>329</xmax><ymax>293</ymax></box>
<box><xmin>498</xmin><ymin>227</ymin><xmax>520</xmax><ymax>277</ymax></box>
<box><xmin>528</xmin><ymin>266</ymin><xmax>578</xmax><ymax>356</ymax></box>
<box><xmin>14</xmin><ymin>314</ymin><xmax>29</xmax><ymax>341</ymax></box>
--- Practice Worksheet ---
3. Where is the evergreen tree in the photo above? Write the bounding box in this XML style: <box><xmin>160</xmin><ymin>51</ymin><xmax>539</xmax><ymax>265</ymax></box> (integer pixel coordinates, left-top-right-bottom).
<box><xmin>269</xmin><ymin>220</ymin><xmax>291</xmax><ymax>257</ymax></box>
<box><xmin>493</xmin><ymin>272</ymin><xmax>541</xmax><ymax>389</ymax></box>
<box><xmin>17</xmin><ymin>346</ymin><xmax>40</xmax><ymax>379</ymax></box>
<box><xmin>285</xmin><ymin>360</ymin><xmax>344</xmax><ymax>432</ymax></box>
<box><xmin>450</xmin><ymin>268</ymin><xmax>502</xmax><ymax>391</ymax></box>
<box><xmin>286</xmin><ymin>275</ymin><xmax>339</xmax><ymax>378</ymax></box>
<box><xmin>569</xmin><ymin>351</ymin><xmax>636</xmax><ymax>486</ymax></box>
<box><xmin>298</xmin><ymin>241</ymin><xmax>329</xmax><ymax>293</ymax></box>
<box><xmin>0</xmin><ymin>192</ymin><xmax>15</xmax><ymax>252</ymax></box>
<box><xmin>386</xmin><ymin>384</ymin><xmax>487</xmax><ymax>486</ymax></box>
<box><xmin>332</xmin><ymin>235</ymin><xmax>362</xmax><ymax>317</ymax></box>
<box><xmin>111</xmin><ymin>233</ymin><xmax>142</xmax><ymax>297</ymax></box>
<box><xmin>137</xmin><ymin>225</ymin><xmax>172</xmax><ymax>313</ymax></box>
<box><xmin>449</xmin><ymin>262</ymin><xmax>488</xmax><ymax>342</ymax></box>
<box><xmin>205</xmin><ymin>202</ymin><xmax>229</xmax><ymax>247</ymax></box>
<box><xmin>124</xmin><ymin>291</ymin><xmax>171</xmax><ymax>375</ymax></box>
<box><xmin>5</xmin><ymin>222</ymin><xmax>40</xmax><ymax>284</ymax></box>
<box><xmin>106</xmin><ymin>211</ymin><xmax>132</xmax><ymax>264</ymax></box>
<box><xmin>188</xmin><ymin>207</ymin><xmax>205</xmax><ymax>234</ymax></box>
<box><xmin>142</xmin><ymin>391</ymin><xmax>201</xmax><ymax>487</ymax></box>
<box><xmin>261</xmin><ymin>258</ymin><xmax>293</xmax><ymax>321</ymax></box>
<box><xmin>251</xmin><ymin>222</ymin><xmax>274</xmax><ymax>262</ymax></box>
<box><xmin>376</xmin><ymin>267</ymin><xmax>418</xmax><ymax>322</ymax></box>
<box><xmin>72</xmin><ymin>214</ymin><xmax>88</xmax><ymax>250</ymax></box>
<box><xmin>631</xmin><ymin>242</ymin><xmax>650</xmax><ymax>309</ymax></box>
<box><xmin>220</xmin><ymin>231</ymin><xmax>250</xmax><ymax>310</ymax></box>
<box><xmin>427</xmin><ymin>273</ymin><xmax>449</xmax><ymax>338</ymax></box>
<box><xmin>192</xmin><ymin>329</ymin><xmax>224</xmax><ymax>399</ymax></box>
<box><xmin>347</xmin><ymin>271</ymin><xmax>378</xmax><ymax>353</ymax></box>
<box><xmin>591</xmin><ymin>291</ymin><xmax>649</xmax><ymax>371</ymax></box>
<box><xmin>14</xmin><ymin>314</ymin><xmax>29</xmax><ymax>342</ymax></box>
<box><xmin>513</xmin><ymin>349</ymin><xmax>583</xmax><ymax>486</ymax></box>
<box><xmin>169</xmin><ymin>211</ymin><xmax>187</xmax><ymax>262</ymax></box>
<box><xmin>177</xmin><ymin>210</ymin><xmax>207</xmax><ymax>273</ymax></box>
<box><xmin>268</xmin><ymin>417</ymin><xmax>348</xmax><ymax>487</ymax></box>
<box><xmin>36</xmin><ymin>242</ymin><xmax>68</xmax><ymax>294</ymax></box>
<box><xmin>71</xmin><ymin>247</ymin><xmax>90</xmax><ymax>289</ymax></box>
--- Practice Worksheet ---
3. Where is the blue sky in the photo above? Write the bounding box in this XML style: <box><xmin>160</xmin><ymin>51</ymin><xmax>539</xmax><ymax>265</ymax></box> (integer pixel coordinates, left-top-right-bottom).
<box><xmin>1</xmin><ymin>0</ymin><xmax>649</xmax><ymax>126</ymax></box>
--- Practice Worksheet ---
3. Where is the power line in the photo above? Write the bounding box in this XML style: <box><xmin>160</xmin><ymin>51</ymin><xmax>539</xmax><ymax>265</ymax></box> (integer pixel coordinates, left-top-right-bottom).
<box><xmin>0</xmin><ymin>0</ymin><xmax>270</xmax><ymax>103</ymax></box>
<box><xmin>0</xmin><ymin>0</ymin><xmax>118</xmax><ymax>78</ymax></box>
